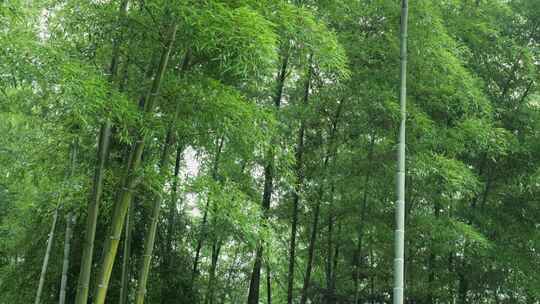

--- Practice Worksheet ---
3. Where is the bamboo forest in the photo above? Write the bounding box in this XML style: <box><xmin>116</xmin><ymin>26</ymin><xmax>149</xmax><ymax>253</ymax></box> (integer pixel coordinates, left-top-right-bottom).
<box><xmin>1</xmin><ymin>0</ymin><xmax>540</xmax><ymax>303</ymax></box>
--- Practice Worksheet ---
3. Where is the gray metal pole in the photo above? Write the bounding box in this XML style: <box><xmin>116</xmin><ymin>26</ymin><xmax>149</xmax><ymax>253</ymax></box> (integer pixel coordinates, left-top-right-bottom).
<box><xmin>394</xmin><ymin>1</ymin><xmax>408</xmax><ymax>304</ymax></box>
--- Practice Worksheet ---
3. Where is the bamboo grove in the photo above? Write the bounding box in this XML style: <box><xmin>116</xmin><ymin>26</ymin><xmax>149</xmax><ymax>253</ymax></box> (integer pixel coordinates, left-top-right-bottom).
<box><xmin>1</xmin><ymin>0</ymin><xmax>540</xmax><ymax>303</ymax></box>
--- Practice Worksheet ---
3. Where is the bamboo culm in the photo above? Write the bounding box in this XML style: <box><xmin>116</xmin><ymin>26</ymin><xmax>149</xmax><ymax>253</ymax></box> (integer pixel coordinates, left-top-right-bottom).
<box><xmin>393</xmin><ymin>1</ymin><xmax>408</xmax><ymax>304</ymax></box>
<box><xmin>205</xmin><ymin>240</ymin><xmax>222</xmax><ymax>304</ymax></box>
<box><xmin>74</xmin><ymin>1</ymin><xmax>128</xmax><ymax>303</ymax></box>
<box><xmin>34</xmin><ymin>208</ymin><xmax>59</xmax><ymax>304</ymax></box>
<box><xmin>59</xmin><ymin>138</ymin><xmax>78</xmax><ymax>304</ymax></box>
<box><xmin>266</xmin><ymin>258</ymin><xmax>272</xmax><ymax>304</ymax></box>
<box><xmin>118</xmin><ymin>202</ymin><xmax>134</xmax><ymax>304</ymax></box>
<box><xmin>353</xmin><ymin>134</ymin><xmax>376</xmax><ymax>304</ymax></box>
<box><xmin>93</xmin><ymin>22</ymin><xmax>178</xmax><ymax>304</ymax></box>
<box><xmin>160</xmin><ymin>143</ymin><xmax>184</xmax><ymax>301</ymax></box>
<box><xmin>286</xmin><ymin>56</ymin><xmax>312</xmax><ymax>304</ymax></box>
<box><xmin>247</xmin><ymin>51</ymin><xmax>289</xmax><ymax>304</ymax></box>
<box><xmin>134</xmin><ymin>131</ymin><xmax>178</xmax><ymax>304</ymax></box>
<box><xmin>299</xmin><ymin>100</ymin><xmax>342</xmax><ymax>304</ymax></box>
<box><xmin>134</xmin><ymin>39</ymin><xmax>191</xmax><ymax>304</ymax></box>
<box><xmin>59</xmin><ymin>213</ymin><xmax>75</xmax><ymax>304</ymax></box>
<box><xmin>192</xmin><ymin>137</ymin><xmax>224</xmax><ymax>282</ymax></box>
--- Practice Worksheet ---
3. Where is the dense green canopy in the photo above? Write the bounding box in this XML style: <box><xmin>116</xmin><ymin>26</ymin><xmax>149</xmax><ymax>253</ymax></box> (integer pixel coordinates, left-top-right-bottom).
<box><xmin>1</xmin><ymin>0</ymin><xmax>539</xmax><ymax>303</ymax></box>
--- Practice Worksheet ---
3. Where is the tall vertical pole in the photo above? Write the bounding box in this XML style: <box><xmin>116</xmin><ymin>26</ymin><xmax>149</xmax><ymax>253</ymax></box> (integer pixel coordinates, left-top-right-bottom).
<box><xmin>35</xmin><ymin>208</ymin><xmax>59</xmax><ymax>304</ymax></box>
<box><xmin>59</xmin><ymin>139</ymin><xmax>78</xmax><ymax>304</ymax></box>
<box><xmin>394</xmin><ymin>1</ymin><xmax>408</xmax><ymax>304</ymax></box>
<box><xmin>59</xmin><ymin>214</ymin><xmax>75</xmax><ymax>304</ymax></box>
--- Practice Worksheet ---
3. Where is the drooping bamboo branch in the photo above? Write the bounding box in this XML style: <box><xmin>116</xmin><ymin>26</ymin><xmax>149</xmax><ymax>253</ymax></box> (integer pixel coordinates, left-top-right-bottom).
<box><xmin>393</xmin><ymin>1</ymin><xmax>408</xmax><ymax>304</ymax></box>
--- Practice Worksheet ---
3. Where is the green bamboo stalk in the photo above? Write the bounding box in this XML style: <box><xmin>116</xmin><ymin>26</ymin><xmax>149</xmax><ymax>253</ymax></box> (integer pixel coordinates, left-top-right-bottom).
<box><xmin>34</xmin><ymin>207</ymin><xmax>59</xmax><ymax>304</ymax></box>
<box><xmin>75</xmin><ymin>122</ymin><xmax>111</xmax><ymax>304</ymax></box>
<box><xmin>160</xmin><ymin>143</ymin><xmax>184</xmax><ymax>301</ymax></box>
<box><xmin>118</xmin><ymin>202</ymin><xmax>134</xmax><ymax>304</ymax></box>
<box><xmin>133</xmin><ymin>147</ymin><xmax>173</xmax><ymax>304</ymax></box>
<box><xmin>93</xmin><ymin>23</ymin><xmax>178</xmax><ymax>304</ymax></box>
<box><xmin>266</xmin><ymin>257</ymin><xmax>272</xmax><ymax>304</ymax></box>
<box><xmin>286</xmin><ymin>56</ymin><xmax>312</xmax><ymax>304</ymax></box>
<box><xmin>135</xmin><ymin>51</ymin><xmax>191</xmax><ymax>304</ymax></box>
<box><xmin>353</xmin><ymin>134</ymin><xmax>376</xmax><ymax>304</ymax></box>
<box><xmin>192</xmin><ymin>137</ymin><xmax>224</xmax><ymax>282</ymax></box>
<box><xmin>59</xmin><ymin>138</ymin><xmax>78</xmax><ymax>304</ymax></box>
<box><xmin>59</xmin><ymin>213</ymin><xmax>75</xmax><ymax>304</ymax></box>
<box><xmin>74</xmin><ymin>2</ymin><xmax>128</xmax><ymax>303</ymax></box>
<box><xmin>204</xmin><ymin>239</ymin><xmax>222</xmax><ymax>304</ymax></box>
<box><xmin>247</xmin><ymin>50</ymin><xmax>289</xmax><ymax>304</ymax></box>
<box><xmin>394</xmin><ymin>1</ymin><xmax>408</xmax><ymax>304</ymax></box>
<box><xmin>299</xmin><ymin>100</ymin><xmax>342</xmax><ymax>304</ymax></box>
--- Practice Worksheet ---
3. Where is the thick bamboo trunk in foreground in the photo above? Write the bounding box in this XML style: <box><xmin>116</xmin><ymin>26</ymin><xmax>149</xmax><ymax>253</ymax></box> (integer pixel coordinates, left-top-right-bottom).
<box><xmin>393</xmin><ymin>1</ymin><xmax>408</xmax><ymax>304</ymax></box>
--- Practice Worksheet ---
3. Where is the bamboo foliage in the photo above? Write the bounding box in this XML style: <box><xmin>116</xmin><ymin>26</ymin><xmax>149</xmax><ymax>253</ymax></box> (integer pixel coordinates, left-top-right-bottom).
<box><xmin>134</xmin><ymin>124</ymin><xmax>182</xmax><ymax>304</ymax></box>
<box><xmin>299</xmin><ymin>97</ymin><xmax>342</xmax><ymax>304</ymax></box>
<box><xmin>74</xmin><ymin>1</ymin><xmax>129</xmax><ymax>303</ymax></box>
<box><xmin>246</xmin><ymin>51</ymin><xmax>290</xmax><ymax>304</ymax></box>
<box><xmin>3</xmin><ymin>1</ymin><xmax>540</xmax><ymax>304</ymax></box>
<box><xmin>93</xmin><ymin>21</ymin><xmax>178</xmax><ymax>304</ymax></box>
